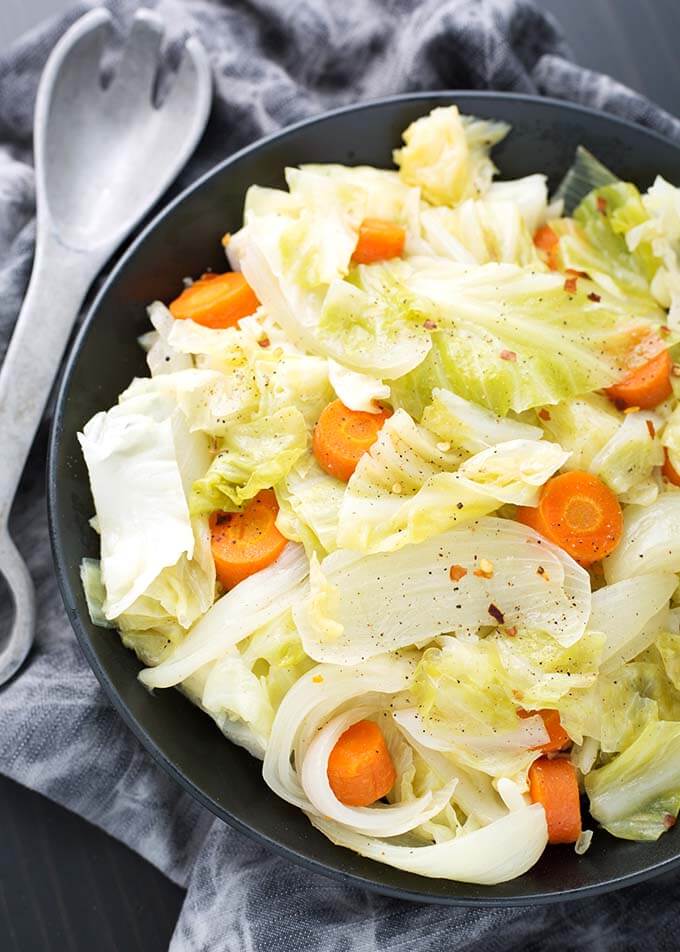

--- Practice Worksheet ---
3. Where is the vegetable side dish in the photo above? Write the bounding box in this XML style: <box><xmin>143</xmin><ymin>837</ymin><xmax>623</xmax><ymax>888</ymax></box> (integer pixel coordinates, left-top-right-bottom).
<box><xmin>79</xmin><ymin>106</ymin><xmax>680</xmax><ymax>884</ymax></box>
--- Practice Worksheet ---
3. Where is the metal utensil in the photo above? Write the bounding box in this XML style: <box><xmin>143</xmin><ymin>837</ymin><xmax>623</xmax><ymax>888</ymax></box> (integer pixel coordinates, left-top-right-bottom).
<box><xmin>0</xmin><ymin>9</ymin><xmax>211</xmax><ymax>684</ymax></box>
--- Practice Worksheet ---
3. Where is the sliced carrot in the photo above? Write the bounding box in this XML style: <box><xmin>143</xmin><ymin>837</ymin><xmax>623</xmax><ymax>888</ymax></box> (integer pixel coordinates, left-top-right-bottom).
<box><xmin>605</xmin><ymin>335</ymin><xmax>672</xmax><ymax>409</ymax></box>
<box><xmin>210</xmin><ymin>489</ymin><xmax>286</xmax><ymax>589</ymax></box>
<box><xmin>529</xmin><ymin>756</ymin><xmax>582</xmax><ymax>844</ymax></box>
<box><xmin>520</xmin><ymin>709</ymin><xmax>570</xmax><ymax>753</ymax></box>
<box><xmin>313</xmin><ymin>399</ymin><xmax>391</xmax><ymax>482</ymax></box>
<box><xmin>517</xmin><ymin>471</ymin><xmax>623</xmax><ymax>565</ymax></box>
<box><xmin>352</xmin><ymin>218</ymin><xmax>406</xmax><ymax>265</ymax></box>
<box><xmin>327</xmin><ymin>719</ymin><xmax>396</xmax><ymax>807</ymax></box>
<box><xmin>663</xmin><ymin>448</ymin><xmax>680</xmax><ymax>487</ymax></box>
<box><xmin>533</xmin><ymin>224</ymin><xmax>560</xmax><ymax>271</ymax></box>
<box><xmin>169</xmin><ymin>272</ymin><xmax>259</xmax><ymax>329</ymax></box>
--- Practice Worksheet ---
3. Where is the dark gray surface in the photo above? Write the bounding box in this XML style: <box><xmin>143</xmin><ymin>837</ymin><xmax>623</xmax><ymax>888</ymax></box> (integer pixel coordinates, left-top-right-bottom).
<box><xmin>0</xmin><ymin>774</ymin><xmax>182</xmax><ymax>952</ymax></box>
<box><xmin>1</xmin><ymin>1</ymin><xmax>680</xmax><ymax>950</ymax></box>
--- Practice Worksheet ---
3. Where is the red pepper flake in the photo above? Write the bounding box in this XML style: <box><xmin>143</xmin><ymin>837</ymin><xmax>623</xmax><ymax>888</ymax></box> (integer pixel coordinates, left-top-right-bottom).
<box><xmin>564</xmin><ymin>275</ymin><xmax>578</xmax><ymax>294</ymax></box>
<box><xmin>257</xmin><ymin>335</ymin><xmax>271</xmax><ymax>348</ymax></box>
<box><xmin>500</xmin><ymin>349</ymin><xmax>517</xmax><ymax>362</ymax></box>
<box><xmin>538</xmin><ymin>408</ymin><xmax>551</xmax><ymax>422</ymax></box>
<box><xmin>664</xmin><ymin>813</ymin><xmax>677</xmax><ymax>830</ymax></box>
<box><xmin>588</xmin><ymin>292</ymin><xmax>601</xmax><ymax>303</ymax></box>
<box><xmin>566</xmin><ymin>268</ymin><xmax>589</xmax><ymax>279</ymax></box>
<box><xmin>646</xmin><ymin>419</ymin><xmax>656</xmax><ymax>439</ymax></box>
<box><xmin>504</xmin><ymin>626</ymin><xmax>518</xmax><ymax>637</ymax></box>
<box><xmin>597</xmin><ymin>196</ymin><xmax>608</xmax><ymax>214</ymax></box>
<box><xmin>423</xmin><ymin>319</ymin><xmax>438</xmax><ymax>331</ymax></box>
<box><xmin>488</xmin><ymin>603</ymin><xmax>505</xmax><ymax>624</ymax></box>
<box><xmin>660</xmin><ymin>325</ymin><xmax>671</xmax><ymax>337</ymax></box>
<box><xmin>449</xmin><ymin>564</ymin><xmax>467</xmax><ymax>582</ymax></box>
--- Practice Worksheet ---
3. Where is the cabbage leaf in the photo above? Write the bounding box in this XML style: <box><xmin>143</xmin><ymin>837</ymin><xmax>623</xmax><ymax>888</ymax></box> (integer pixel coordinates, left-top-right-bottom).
<box><xmin>391</xmin><ymin>261</ymin><xmax>649</xmax><ymax>417</ymax></box>
<box><xmin>393</xmin><ymin>106</ymin><xmax>509</xmax><ymax>206</ymax></box>
<box><xmin>586</xmin><ymin>721</ymin><xmax>680</xmax><ymax>840</ymax></box>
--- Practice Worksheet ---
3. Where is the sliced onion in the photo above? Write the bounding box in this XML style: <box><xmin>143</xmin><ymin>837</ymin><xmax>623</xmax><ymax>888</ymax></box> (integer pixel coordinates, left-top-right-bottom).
<box><xmin>311</xmin><ymin>803</ymin><xmax>548</xmax><ymax>884</ymax></box>
<box><xmin>393</xmin><ymin>708</ymin><xmax>548</xmax><ymax>756</ymax></box>
<box><xmin>295</xmin><ymin>517</ymin><xmax>591</xmax><ymax>665</ymax></box>
<box><xmin>300</xmin><ymin>707</ymin><xmax>457</xmax><ymax>836</ymax></box>
<box><xmin>393</xmin><ymin>723</ymin><xmax>506</xmax><ymax>825</ymax></box>
<box><xmin>327</xmin><ymin>359</ymin><xmax>390</xmax><ymax>413</ymax></box>
<box><xmin>139</xmin><ymin>543</ymin><xmax>308</xmax><ymax>689</ymax></box>
<box><xmin>263</xmin><ymin>655</ymin><xmax>416</xmax><ymax>810</ymax></box>
<box><xmin>495</xmin><ymin>778</ymin><xmax>529</xmax><ymax>812</ymax></box>
<box><xmin>590</xmin><ymin>572</ymin><xmax>676</xmax><ymax>671</ymax></box>
<box><xmin>604</xmin><ymin>496</ymin><xmax>680</xmax><ymax>583</ymax></box>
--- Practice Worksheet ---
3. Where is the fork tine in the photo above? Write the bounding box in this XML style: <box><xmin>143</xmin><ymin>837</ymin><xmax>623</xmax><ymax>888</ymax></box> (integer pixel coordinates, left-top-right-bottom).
<box><xmin>40</xmin><ymin>9</ymin><xmax>113</xmax><ymax>91</ymax></box>
<box><xmin>161</xmin><ymin>34</ymin><xmax>212</xmax><ymax>122</ymax></box>
<box><xmin>111</xmin><ymin>9</ymin><xmax>165</xmax><ymax>96</ymax></box>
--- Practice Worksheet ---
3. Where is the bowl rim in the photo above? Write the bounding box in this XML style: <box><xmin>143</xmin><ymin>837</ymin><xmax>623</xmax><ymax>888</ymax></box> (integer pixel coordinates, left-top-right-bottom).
<box><xmin>47</xmin><ymin>89</ymin><xmax>680</xmax><ymax>906</ymax></box>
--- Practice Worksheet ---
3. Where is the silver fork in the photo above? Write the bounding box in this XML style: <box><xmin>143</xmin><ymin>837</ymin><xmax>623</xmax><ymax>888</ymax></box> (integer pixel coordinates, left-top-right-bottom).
<box><xmin>0</xmin><ymin>9</ymin><xmax>212</xmax><ymax>684</ymax></box>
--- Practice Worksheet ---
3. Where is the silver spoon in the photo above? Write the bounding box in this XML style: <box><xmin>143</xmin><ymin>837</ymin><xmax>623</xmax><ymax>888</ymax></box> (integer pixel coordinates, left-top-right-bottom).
<box><xmin>0</xmin><ymin>9</ymin><xmax>212</xmax><ymax>684</ymax></box>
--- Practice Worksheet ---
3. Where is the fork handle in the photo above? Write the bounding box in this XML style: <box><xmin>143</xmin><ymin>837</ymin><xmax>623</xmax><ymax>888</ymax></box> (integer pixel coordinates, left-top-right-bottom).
<box><xmin>0</xmin><ymin>230</ymin><xmax>105</xmax><ymax>527</ymax></box>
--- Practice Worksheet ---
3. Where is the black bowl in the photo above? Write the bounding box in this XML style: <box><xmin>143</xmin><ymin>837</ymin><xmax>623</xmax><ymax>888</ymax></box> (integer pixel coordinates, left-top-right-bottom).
<box><xmin>48</xmin><ymin>92</ymin><xmax>680</xmax><ymax>904</ymax></box>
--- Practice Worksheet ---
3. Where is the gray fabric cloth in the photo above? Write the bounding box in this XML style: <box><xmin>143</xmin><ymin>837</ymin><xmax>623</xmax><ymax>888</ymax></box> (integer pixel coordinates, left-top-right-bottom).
<box><xmin>2</xmin><ymin>1</ymin><xmax>680</xmax><ymax>949</ymax></box>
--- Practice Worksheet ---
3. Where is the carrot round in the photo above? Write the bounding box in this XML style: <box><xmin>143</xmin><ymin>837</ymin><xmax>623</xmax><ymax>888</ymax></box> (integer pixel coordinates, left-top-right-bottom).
<box><xmin>312</xmin><ymin>399</ymin><xmax>391</xmax><ymax>482</ymax></box>
<box><xmin>605</xmin><ymin>337</ymin><xmax>672</xmax><ymax>409</ymax></box>
<box><xmin>327</xmin><ymin>719</ymin><xmax>396</xmax><ymax>807</ymax></box>
<box><xmin>169</xmin><ymin>272</ymin><xmax>259</xmax><ymax>329</ymax></box>
<box><xmin>529</xmin><ymin>756</ymin><xmax>582</xmax><ymax>844</ymax></box>
<box><xmin>663</xmin><ymin>448</ymin><xmax>680</xmax><ymax>487</ymax></box>
<box><xmin>210</xmin><ymin>489</ymin><xmax>286</xmax><ymax>589</ymax></box>
<box><xmin>352</xmin><ymin>218</ymin><xmax>406</xmax><ymax>265</ymax></box>
<box><xmin>520</xmin><ymin>709</ymin><xmax>570</xmax><ymax>753</ymax></box>
<box><xmin>533</xmin><ymin>224</ymin><xmax>560</xmax><ymax>271</ymax></box>
<box><xmin>517</xmin><ymin>471</ymin><xmax>623</xmax><ymax>565</ymax></box>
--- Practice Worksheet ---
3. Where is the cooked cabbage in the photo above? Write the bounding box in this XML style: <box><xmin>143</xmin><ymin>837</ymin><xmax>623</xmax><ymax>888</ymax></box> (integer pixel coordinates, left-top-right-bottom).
<box><xmin>393</xmin><ymin>105</ymin><xmax>509</xmax><ymax>206</ymax></box>
<box><xmin>80</xmin><ymin>110</ymin><xmax>680</xmax><ymax>880</ymax></box>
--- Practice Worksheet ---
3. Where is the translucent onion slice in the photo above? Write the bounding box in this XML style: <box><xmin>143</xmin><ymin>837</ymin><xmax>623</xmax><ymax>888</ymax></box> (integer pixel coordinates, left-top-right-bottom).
<box><xmin>393</xmin><ymin>723</ymin><xmax>507</xmax><ymax>826</ymax></box>
<box><xmin>300</xmin><ymin>707</ymin><xmax>458</xmax><ymax>837</ymax></box>
<box><xmin>295</xmin><ymin>517</ymin><xmax>591</xmax><ymax>664</ymax></box>
<box><xmin>310</xmin><ymin>803</ymin><xmax>548</xmax><ymax>884</ymax></box>
<box><xmin>139</xmin><ymin>543</ymin><xmax>308</xmax><ymax>689</ymax></box>
<box><xmin>263</xmin><ymin>656</ymin><xmax>416</xmax><ymax>810</ymax></box>
<box><xmin>604</xmin><ymin>496</ymin><xmax>680</xmax><ymax>583</ymax></box>
<box><xmin>496</xmin><ymin>778</ymin><xmax>530</xmax><ymax>813</ymax></box>
<box><xmin>393</xmin><ymin>708</ymin><xmax>548</xmax><ymax>757</ymax></box>
<box><xmin>590</xmin><ymin>573</ymin><xmax>676</xmax><ymax>672</ymax></box>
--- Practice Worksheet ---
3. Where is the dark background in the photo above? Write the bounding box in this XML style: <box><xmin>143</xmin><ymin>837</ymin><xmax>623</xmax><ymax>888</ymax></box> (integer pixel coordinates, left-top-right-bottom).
<box><xmin>1</xmin><ymin>0</ymin><xmax>680</xmax><ymax>949</ymax></box>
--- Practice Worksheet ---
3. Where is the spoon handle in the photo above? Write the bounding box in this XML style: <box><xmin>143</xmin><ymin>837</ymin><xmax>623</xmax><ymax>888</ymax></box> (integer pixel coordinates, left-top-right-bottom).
<box><xmin>0</xmin><ymin>231</ymin><xmax>104</xmax><ymax>527</ymax></box>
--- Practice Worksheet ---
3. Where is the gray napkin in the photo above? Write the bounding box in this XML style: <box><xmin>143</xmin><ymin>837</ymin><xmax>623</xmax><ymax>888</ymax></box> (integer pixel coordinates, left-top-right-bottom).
<box><xmin>3</xmin><ymin>1</ymin><xmax>680</xmax><ymax>949</ymax></box>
